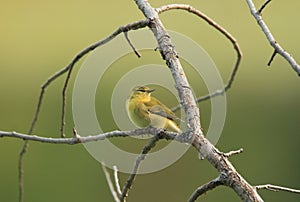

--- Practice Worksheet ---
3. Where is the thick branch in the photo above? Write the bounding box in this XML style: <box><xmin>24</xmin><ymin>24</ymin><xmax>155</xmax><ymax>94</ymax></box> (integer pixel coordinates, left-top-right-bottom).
<box><xmin>245</xmin><ymin>0</ymin><xmax>300</xmax><ymax>76</ymax></box>
<box><xmin>134</xmin><ymin>1</ymin><xmax>263</xmax><ymax>201</ymax></box>
<box><xmin>135</xmin><ymin>0</ymin><xmax>203</xmax><ymax>142</ymax></box>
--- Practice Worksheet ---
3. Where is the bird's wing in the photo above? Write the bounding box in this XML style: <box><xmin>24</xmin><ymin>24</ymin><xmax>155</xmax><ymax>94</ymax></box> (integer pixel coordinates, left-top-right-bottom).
<box><xmin>145</xmin><ymin>99</ymin><xmax>181</xmax><ymax>122</ymax></box>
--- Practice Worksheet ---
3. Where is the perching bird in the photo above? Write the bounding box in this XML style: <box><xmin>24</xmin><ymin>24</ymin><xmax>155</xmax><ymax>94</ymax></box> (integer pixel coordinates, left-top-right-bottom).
<box><xmin>127</xmin><ymin>86</ymin><xmax>181</xmax><ymax>132</ymax></box>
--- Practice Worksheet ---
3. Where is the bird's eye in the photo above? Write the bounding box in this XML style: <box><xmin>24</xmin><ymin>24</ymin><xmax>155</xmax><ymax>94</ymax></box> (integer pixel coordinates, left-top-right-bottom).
<box><xmin>139</xmin><ymin>89</ymin><xmax>146</xmax><ymax>92</ymax></box>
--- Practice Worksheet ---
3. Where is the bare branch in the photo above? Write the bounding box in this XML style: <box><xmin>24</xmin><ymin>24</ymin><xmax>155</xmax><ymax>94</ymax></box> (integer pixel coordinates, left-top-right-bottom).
<box><xmin>120</xmin><ymin>134</ymin><xmax>161</xmax><ymax>201</ymax></box>
<box><xmin>113</xmin><ymin>166</ymin><xmax>122</xmax><ymax>196</ymax></box>
<box><xmin>157</xmin><ymin>4</ymin><xmax>242</xmax><ymax>111</ymax></box>
<box><xmin>246</xmin><ymin>0</ymin><xmax>300</xmax><ymax>76</ymax></box>
<box><xmin>102</xmin><ymin>164</ymin><xmax>121</xmax><ymax>202</ymax></box>
<box><xmin>0</xmin><ymin>127</ymin><xmax>177</xmax><ymax>144</ymax></box>
<box><xmin>267</xmin><ymin>49</ymin><xmax>277</xmax><ymax>66</ymax></box>
<box><xmin>135</xmin><ymin>1</ymin><xmax>263</xmax><ymax>201</ymax></box>
<box><xmin>17</xmin><ymin>19</ymin><xmax>149</xmax><ymax>202</ymax></box>
<box><xmin>72</xmin><ymin>127</ymin><xmax>81</xmax><ymax>138</ymax></box>
<box><xmin>257</xmin><ymin>0</ymin><xmax>272</xmax><ymax>14</ymax></box>
<box><xmin>25</xmin><ymin>20</ymin><xmax>149</xmax><ymax>138</ymax></box>
<box><xmin>18</xmin><ymin>62</ymin><xmax>72</xmax><ymax>201</ymax></box>
<box><xmin>256</xmin><ymin>184</ymin><xmax>300</xmax><ymax>194</ymax></box>
<box><xmin>13</xmin><ymin>1</ymin><xmax>298</xmax><ymax>201</ymax></box>
<box><xmin>223</xmin><ymin>148</ymin><xmax>243</xmax><ymax>158</ymax></box>
<box><xmin>188</xmin><ymin>176</ymin><xmax>222</xmax><ymax>202</ymax></box>
<box><xmin>18</xmin><ymin>141</ymin><xmax>29</xmax><ymax>202</ymax></box>
<box><xmin>59</xmin><ymin>19</ymin><xmax>149</xmax><ymax>137</ymax></box>
<box><xmin>124</xmin><ymin>32</ymin><xmax>141</xmax><ymax>58</ymax></box>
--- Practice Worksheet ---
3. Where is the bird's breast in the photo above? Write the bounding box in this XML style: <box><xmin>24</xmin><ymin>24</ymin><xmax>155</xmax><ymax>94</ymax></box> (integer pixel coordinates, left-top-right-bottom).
<box><xmin>127</xmin><ymin>99</ymin><xmax>150</xmax><ymax>127</ymax></box>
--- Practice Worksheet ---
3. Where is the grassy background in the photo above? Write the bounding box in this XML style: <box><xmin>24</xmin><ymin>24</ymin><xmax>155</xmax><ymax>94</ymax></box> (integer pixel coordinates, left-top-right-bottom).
<box><xmin>0</xmin><ymin>0</ymin><xmax>299</xmax><ymax>201</ymax></box>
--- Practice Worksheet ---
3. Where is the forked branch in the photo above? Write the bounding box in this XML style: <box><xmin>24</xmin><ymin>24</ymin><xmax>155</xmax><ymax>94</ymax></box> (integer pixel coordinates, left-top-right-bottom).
<box><xmin>102</xmin><ymin>164</ymin><xmax>121</xmax><ymax>202</ymax></box>
<box><xmin>11</xmin><ymin>1</ymin><xmax>299</xmax><ymax>202</ymax></box>
<box><xmin>120</xmin><ymin>134</ymin><xmax>161</xmax><ymax>201</ymax></box>
<box><xmin>135</xmin><ymin>0</ymin><xmax>263</xmax><ymax>201</ymax></box>
<box><xmin>17</xmin><ymin>19</ymin><xmax>149</xmax><ymax>202</ymax></box>
<box><xmin>245</xmin><ymin>0</ymin><xmax>300</xmax><ymax>76</ymax></box>
<box><xmin>157</xmin><ymin>4</ymin><xmax>242</xmax><ymax>111</ymax></box>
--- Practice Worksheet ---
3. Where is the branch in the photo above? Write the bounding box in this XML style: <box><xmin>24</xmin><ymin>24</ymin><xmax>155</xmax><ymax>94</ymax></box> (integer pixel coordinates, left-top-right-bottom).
<box><xmin>18</xmin><ymin>19</ymin><xmax>149</xmax><ymax>202</ymax></box>
<box><xmin>0</xmin><ymin>127</ymin><xmax>178</xmax><ymax>144</ymax></box>
<box><xmin>59</xmin><ymin>19</ymin><xmax>149</xmax><ymax>137</ymax></box>
<box><xmin>245</xmin><ymin>0</ymin><xmax>300</xmax><ymax>76</ymax></box>
<box><xmin>136</xmin><ymin>0</ymin><xmax>203</xmax><ymax>140</ymax></box>
<box><xmin>188</xmin><ymin>176</ymin><xmax>222</xmax><ymax>202</ymax></box>
<box><xmin>102</xmin><ymin>164</ymin><xmax>121</xmax><ymax>202</ymax></box>
<box><xmin>135</xmin><ymin>1</ymin><xmax>263</xmax><ymax>201</ymax></box>
<box><xmin>256</xmin><ymin>184</ymin><xmax>300</xmax><ymax>194</ymax></box>
<box><xmin>27</xmin><ymin>19</ymin><xmax>148</xmax><ymax>139</ymax></box>
<box><xmin>267</xmin><ymin>49</ymin><xmax>277</xmax><ymax>66</ymax></box>
<box><xmin>120</xmin><ymin>134</ymin><xmax>161</xmax><ymax>201</ymax></box>
<box><xmin>156</xmin><ymin>4</ymin><xmax>242</xmax><ymax>111</ymax></box>
<box><xmin>113</xmin><ymin>166</ymin><xmax>122</xmax><ymax>197</ymax></box>
<box><xmin>124</xmin><ymin>32</ymin><xmax>141</xmax><ymax>58</ymax></box>
<box><xmin>18</xmin><ymin>141</ymin><xmax>29</xmax><ymax>202</ymax></box>
<box><xmin>257</xmin><ymin>0</ymin><xmax>272</xmax><ymax>14</ymax></box>
<box><xmin>223</xmin><ymin>148</ymin><xmax>243</xmax><ymax>158</ymax></box>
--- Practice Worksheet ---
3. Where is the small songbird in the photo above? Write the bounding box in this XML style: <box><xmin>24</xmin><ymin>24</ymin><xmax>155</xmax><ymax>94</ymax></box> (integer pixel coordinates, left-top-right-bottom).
<box><xmin>127</xmin><ymin>86</ymin><xmax>181</xmax><ymax>132</ymax></box>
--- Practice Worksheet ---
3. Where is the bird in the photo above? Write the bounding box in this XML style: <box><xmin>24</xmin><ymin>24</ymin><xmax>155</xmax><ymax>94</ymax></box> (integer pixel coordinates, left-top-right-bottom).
<box><xmin>127</xmin><ymin>86</ymin><xmax>181</xmax><ymax>132</ymax></box>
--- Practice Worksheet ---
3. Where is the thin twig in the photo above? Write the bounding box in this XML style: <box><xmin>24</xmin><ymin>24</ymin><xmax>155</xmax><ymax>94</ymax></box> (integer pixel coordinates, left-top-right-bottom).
<box><xmin>0</xmin><ymin>127</ymin><xmax>178</xmax><ymax>144</ymax></box>
<box><xmin>157</xmin><ymin>4</ymin><xmax>242</xmax><ymax>112</ymax></box>
<box><xmin>124</xmin><ymin>32</ymin><xmax>141</xmax><ymax>58</ymax></box>
<box><xmin>267</xmin><ymin>49</ymin><xmax>277</xmax><ymax>66</ymax></box>
<box><xmin>17</xmin><ymin>19</ymin><xmax>149</xmax><ymax>202</ymax></box>
<box><xmin>246</xmin><ymin>0</ymin><xmax>300</xmax><ymax>76</ymax></box>
<box><xmin>18</xmin><ymin>141</ymin><xmax>29</xmax><ymax>202</ymax></box>
<box><xmin>28</xmin><ymin>68</ymin><xmax>71</xmax><ymax>136</ymax></box>
<box><xmin>256</xmin><ymin>184</ymin><xmax>300</xmax><ymax>194</ymax></box>
<box><xmin>113</xmin><ymin>166</ymin><xmax>122</xmax><ymax>196</ymax></box>
<box><xmin>102</xmin><ymin>164</ymin><xmax>121</xmax><ymax>202</ymax></box>
<box><xmin>257</xmin><ymin>0</ymin><xmax>272</xmax><ymax>14</ymax></box>
<box><xmin>120</xmin><ymin>134</ymin><xmax>161</xmax><ymax>201</ymax></box>
<box><xmin>188</xmin><ymin>176</ymin><xmax>222</xmax><ymax>202</ymax></box>
<box><xmin>18</xmin><ymin>65</ymin><xmax>72</xmax><ymax>201</ymax></box>
<box><xmin>59</xmin><ymin>19</ymin><xmax>149</xmax><ymax>137</ymax></box>
<box><xmin>72</xmin><ymin>127</ymin><xmax>81</xmax><ymax>138</ymax></box>
<box><xmin>223</xmin><ymin>148</ymin><xmax>243</xmax><ymax>158</ymax></box>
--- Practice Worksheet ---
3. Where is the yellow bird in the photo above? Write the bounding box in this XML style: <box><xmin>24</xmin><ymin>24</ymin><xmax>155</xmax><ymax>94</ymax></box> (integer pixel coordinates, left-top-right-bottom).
<box><xmin>127</xmin><ymin>86</ymin><xmax>181</xmax><ymax>132</ymax></box>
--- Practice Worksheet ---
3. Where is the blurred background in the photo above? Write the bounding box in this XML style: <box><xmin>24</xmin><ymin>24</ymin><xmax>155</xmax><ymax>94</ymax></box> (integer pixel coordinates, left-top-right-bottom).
<box><xmin>0</xmin><ymin>0</ymin><xmax>299</xmax><ymax>201</ymax></box>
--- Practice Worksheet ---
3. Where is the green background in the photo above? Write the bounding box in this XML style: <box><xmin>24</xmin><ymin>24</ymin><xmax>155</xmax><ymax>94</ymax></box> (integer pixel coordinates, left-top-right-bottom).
<box><xmin>0</xmin><ymin>0</ymin><xmax>299</xmax><ymax>201</ymax></box>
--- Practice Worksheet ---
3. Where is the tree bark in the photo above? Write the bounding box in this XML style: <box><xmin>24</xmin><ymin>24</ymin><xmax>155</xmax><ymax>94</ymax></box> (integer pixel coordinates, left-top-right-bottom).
<box><xmin>134</xmin><ymin>0</ymin><xmax>263</xmax><ymax>201</ymax></box>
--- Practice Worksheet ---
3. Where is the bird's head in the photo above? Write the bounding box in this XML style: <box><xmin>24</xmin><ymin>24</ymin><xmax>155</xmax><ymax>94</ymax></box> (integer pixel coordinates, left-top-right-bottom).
<box><xmin>131</xmin><ymin>86</ymin><xmax>155</xmax><ymax>101</ymax></box>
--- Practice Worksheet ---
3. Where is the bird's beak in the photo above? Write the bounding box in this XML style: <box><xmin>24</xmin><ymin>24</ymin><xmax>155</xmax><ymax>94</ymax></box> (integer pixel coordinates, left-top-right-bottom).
<box><xmin>147</xmin><ymin>88</ymin><xmax>155</xmax><ymax>93</ymax></box>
